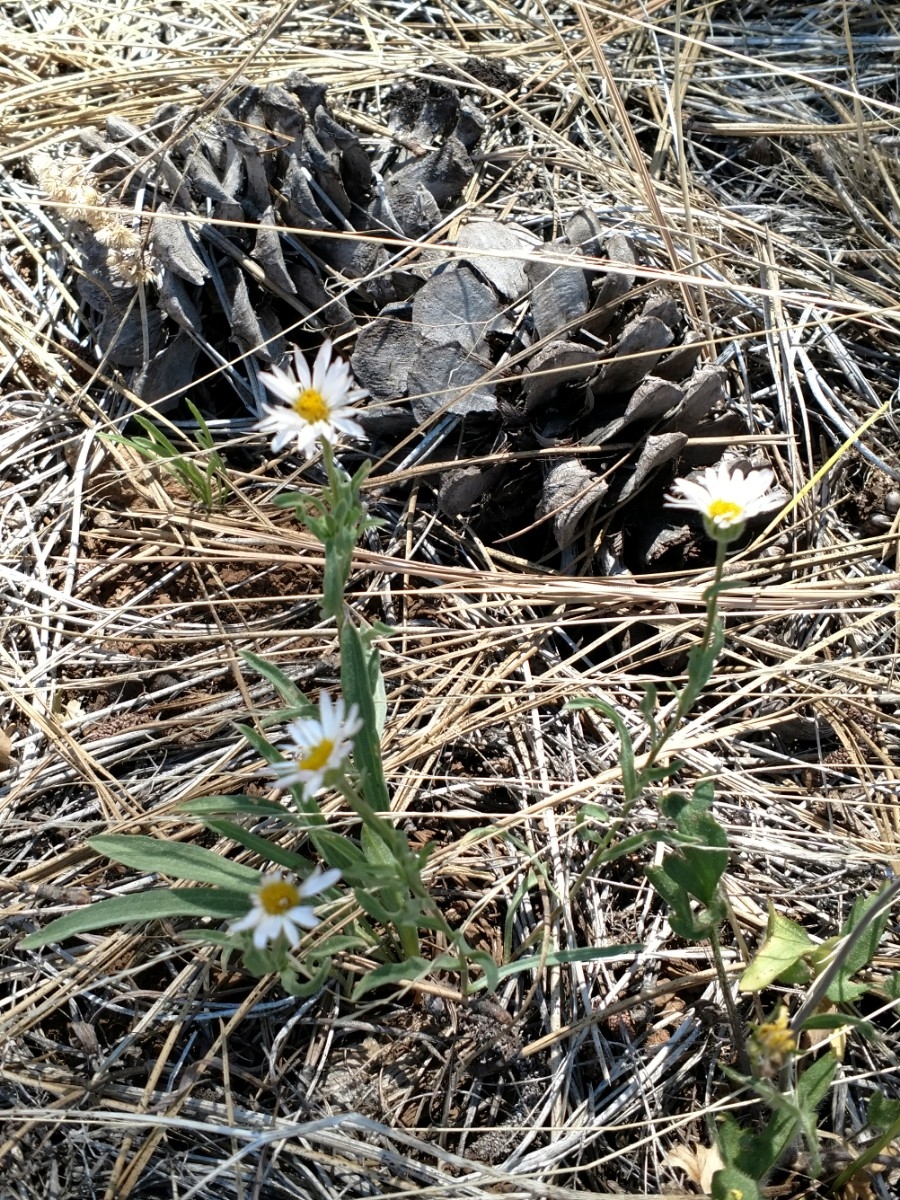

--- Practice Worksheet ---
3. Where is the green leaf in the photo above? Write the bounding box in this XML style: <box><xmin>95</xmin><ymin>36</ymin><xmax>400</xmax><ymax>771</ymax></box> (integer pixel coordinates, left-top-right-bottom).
<box><xmin>203</xmin><ymin>819</ymin><xmax>314</xmax><ymax>874</ymax></box>
<box><xmin>352</xmin><ymin>957</ymin><xmax>433</xmax><ymax>999</ymax></box>
<box><xmin>740</xmin><ymin>905</ymin><xmax>816</xmax><ymax>993</ymax></box>
<box><xmin>20</xmin><ymin>887</ymin><xmax>250</xmax><ymax>948</ymax></box>
<box><xmin>880</xmin><ymin>971</ymin><xmax>900</xmax><ymax>1001</ymax></box>
<box><xmin>310</xmin><ymin>934</ymin><xmax>368</xmax><ymax>956</ymax></box>
<box><xmin>711</xmin><ymin>1166</ymin><xmax>763</xmax><ymax>1200</ymax></box>
<box><xmin>466</xmin><ymin>949</ymin><xmax>500</xmax><ymax>994</ymax></box>
<box><xmin>869</xmin><ymin>1090</ymin><xmax>900</xmax><ymax>1130</ymax></box>
<box><xmin>309</xmin><ymin>830</ymin><xmax>368</xmax><ymax>876</ymax></box>
<box><xmin>241</xmin><ymin>651</ymin><xmax>316</xmax><ymax>713</ymax></box>
<box><xmin>800</xmin><ymin>1013</ymin><xmax>876</xmax><ymax>1040</ymax></box>
<box><xmin>825</xmin><ymin>975</ymin><xmax>869</xmax><ymax>1004</ymax></box>
<box><xmin>369</xmin><ymin>643</ymin><xmax>387</xmax><ymax>738</ymax></box>
<box><xmin>647</xmin><ymin>862</ymin><xmax>725</xmax><ymax>940</ymax></box>
<box><xmin>354</xmin><ymin>888</ymin><xmax>398</xmax><ymax>925</ymax></box>
<box><xmin>592</xmin><ymin>829</ymin><xmax>670</xmax><ymax>866</ymax></box>
<box><xmin>837</xmin><ymin>888</ymin><xmax>891</xmax><ymax>979</ymax></box>
<box><xmin>659</xmin><ymin>791</ymin><xmax>688</xmax><ymax>821</ymax></box>
<box><xmin>340</xmin><ymin>620</ymin><xmax>390</xmax><ymax>812</ymax></box>
<box><xmin>179</xmin><ymin>929</ymin><xmax>236</xmax><ymax>947</ymax></box>
<box><xmin>692</xmin><ymin>778</ymin><xmax>715</xmax><ymax>808</ymax></box>
<box><xmin>88</xmin><ymin>835</ymin><xmax>260</xmax><ymax>889</ymax></box>
<box><xmin>638</xmin><ymin>683</ymin><xmax>658</xmax><ymax>742</ymax></box>
<box><xmin>662</xmin><ymin>810</ymin><xmax>728</xmax><ymax>905</ymax></box>
<box><xmin>178</xmin><ymin>794</ymin><xmax>293</xmax><ymax>819</ymax></box>
<box><xmin>566</xmin><ymin>697</ymin><xmax>637</xmax><ymax>800</ymax></box>
<box><xmin>237</xmin><ymin>722</ymin><xmax>285</xmax><ymax>766</ymax></box>
<box><xmin>797</xmin><ymin>1048</ymin><xmax>838</xmax><ymax>1112</ymax></box>
<box><xmin>793</xmin><ymin>1050</ymin><xmax>837</xmax><ymax>1175</ymax></box>
<box><xmin>351</xmin><ymin>956</ymin><xmax>437</xmax><ymax>1000</ymax></box>
<box><xmin>716</xmin><ymin>1113</ymin><xmax>750</xmax><ymax>1169</ymax></box>
<box><xmin>280</xmin><ymin>961</ymin><xmax>331</xmax><ymax>996</ymax></box>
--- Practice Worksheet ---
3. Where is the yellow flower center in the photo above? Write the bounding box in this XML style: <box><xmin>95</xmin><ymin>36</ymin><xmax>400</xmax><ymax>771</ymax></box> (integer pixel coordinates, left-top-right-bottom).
<box><xmin>299</xmin><ymin>739</ymin><xmax>334</xmax><ymax>772</ymax></box>
<box><xmin>292</xmin><ymin>387</ymin><xmax>330</xmax><ymax>424</ymax></box>
<box><xmin>707</xmin><ymin>498</ymin><xmax>743</xmax><ymax>523</ymax></box>
<box><xmin>258</xmin><ymin>879</ymin><xmax>300</xmax><ymax>915</ymax></box>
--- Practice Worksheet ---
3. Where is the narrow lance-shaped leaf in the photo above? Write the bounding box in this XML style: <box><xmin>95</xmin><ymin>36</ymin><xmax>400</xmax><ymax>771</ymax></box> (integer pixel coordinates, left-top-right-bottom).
<box><xmin>20</xmin><ymin>887</ymin><xmax>250</xmax><ymax>948</ymax></box>
<box><xmin>340</xmin><ymin>620</ymin><xmax>390</xmax><ymax>811</ymax></box>
<box><xmin>242</xmin><ymin>651</ymin><xmax>316</xmax><ymax>714</ymax></box>
<box><xmin>179</xmin><ymin>794</ymin><xmax>294</xmax><ymax>819</ymax></box>
<box><xmin>89</xmin><ymin>835</ymin><xmax>260</xmax><ymax>889</ymax></box>
<box><xmin>566</xmin><ymin>697</ymin><xmax>637</xmax><ymax>800</ymax></box>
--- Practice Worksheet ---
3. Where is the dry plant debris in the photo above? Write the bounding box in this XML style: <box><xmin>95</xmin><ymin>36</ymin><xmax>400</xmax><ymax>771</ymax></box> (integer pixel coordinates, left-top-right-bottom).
<box><xmin>2</xmin><ymin>0</ymin><xmax>900</xmax><ymax>1197</ymax></box>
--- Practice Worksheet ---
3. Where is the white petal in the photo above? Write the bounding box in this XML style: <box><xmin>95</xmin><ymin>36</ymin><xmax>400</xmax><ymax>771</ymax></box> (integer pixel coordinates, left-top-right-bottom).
<box><xmin>311</xmin><ymin>339</ymin><xmax>333</xmax><ymax>390</ymax></box>
<box><xmin>284</xmin><ymin>906</ymin><xmax>319</xmax><ymax>931</ymax></box>
<box><xmin>230</xmin><ymin>908</ymin><xmax>260</xmax><ymax>934</ymax></box>
<box><xmin>292</xmin><ymin>346</ymin><xmax>312</xmax><ymax>388</ymax></box>
<box><xmin>259</xmin><ymin>367</ymin><xmax>299</xmax><ymax>406</ymax></box>
<box><xmin>299</xmin><ymin>866</ymin><xmax>342</xmax><ymax>897</ymax></box>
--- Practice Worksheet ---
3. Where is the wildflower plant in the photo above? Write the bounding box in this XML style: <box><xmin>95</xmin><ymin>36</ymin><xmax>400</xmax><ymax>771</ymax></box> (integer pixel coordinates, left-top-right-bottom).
<box><xmin>567</xmin><ymin>458</ymin><xmax>889</xmax><ymax>1200</ymax></box>
<box><xmin>23</xmin><ymin>339</ymin><xmax>497</xmax><ymax>1000</ymax></box>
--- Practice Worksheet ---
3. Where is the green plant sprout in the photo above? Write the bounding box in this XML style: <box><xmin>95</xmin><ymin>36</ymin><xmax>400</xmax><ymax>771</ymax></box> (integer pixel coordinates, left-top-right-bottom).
<box><xmin>103</xmin><ymin>399</ymin><xmax>230</xmax><ymax>511</ymax></box>
<box><xmin>568</xmin><ymin>461</ymin><xmax>899</xmax><ymax>1200</ymax></box>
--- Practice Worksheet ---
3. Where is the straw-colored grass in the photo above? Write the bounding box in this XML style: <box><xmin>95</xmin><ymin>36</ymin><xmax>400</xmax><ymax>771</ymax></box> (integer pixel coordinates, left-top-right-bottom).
<box><xmin>2</xmin><ymin>1</ymin><xmax>900</xmax><ymax>1197</ymax></box>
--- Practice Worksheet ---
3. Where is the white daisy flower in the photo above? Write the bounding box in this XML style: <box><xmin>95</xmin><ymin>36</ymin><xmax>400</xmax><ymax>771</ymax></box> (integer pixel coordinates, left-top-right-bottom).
<box><xmin>270</xmin><ymin>691</ymin><xmax>362</xmax><ymax>795</ymax></box>
<box><xmin>257</xmin><ymin>340</ymin><xmax>367</xmax><ymax>457</ymax></box>
<box><xmin>665</xmin><ymin>461</ymin><xmax>780</xmax><ymax>540</ymax></box>
<box><xmin>230</xmin><ymin>866</ymin><xmax>342</xmax><ymax>949</ymax></box>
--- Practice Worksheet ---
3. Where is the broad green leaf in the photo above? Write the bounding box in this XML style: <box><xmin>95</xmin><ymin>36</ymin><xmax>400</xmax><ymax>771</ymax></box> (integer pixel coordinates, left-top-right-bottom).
<box><xmin>20</xmin><ymin>887</ymin><xmax>249</xmax><ymax>948</ymax></box>
<box><xmin>881</xmin><ymin>971</ymin><xmax>900</xmax><ymax>1000</ymax></box>
<box><xmin>716</xmin><ymin>1113</ymin><xmax>751</xmax><ymax>1169</ymax></box>
<box><xmin>663</xmin><ymin>811</ymin><xmax>728</xmax><ymax>905</ymax></box>
<box><xmin>89</xmin><ymin>835</ymin><xmax>260</xmax><ymax>889</ymax></box>
<box><xmin>659</xmin><ymin>791</ymin><xmax>688</xmax><ymax>821</ymax></box>
<box><xmin>692</xmin><ymin>778</ymin><xmax>715</xmax><ymax>808</ymax></box>
<box><xmin>711</xmin><ymin>1166</ymin><xmax>762</xmax><ymax>1200</ymax></box>
<box><xmin>826</xmin><ymin>975</ymin><xmax>869</xmax><ymax>1004</ymax></box>
<box><xmin>793</xmin><ymin>1050</ymin><xmax>838</xmax><ymax>1175</ymax></box>
<box><xmin>340</xmin><ymin>620</ymin><xmax>390</xmax><ymax>811</ymax></box>
<box><xmin>242</xmin><ymin>651</ymin><xmax>315</xmax><ymax>713</ymax></box>
<box><xmin>869</xmin><ymin>1091</ymin><xmax>900</xmax><ymax>1130</ymax></box>
<box><xmin>740</xmin><ymin>905</ymin><xmax>816</xmax><ymax>993</ymax></box>
<box><xmin>837</xmin><ymin>888</ymin><xmax>891</xmax><ymax>979</ymax></box>
<box><xmin>178</xmin><ymin>794</ymin><xmax>292</xmax><ymax>819</ymax></box>
<box><xmin>797</xmin><ymin>1049</ymin><xmax>838</xmax><ymax>1112</ymax></box>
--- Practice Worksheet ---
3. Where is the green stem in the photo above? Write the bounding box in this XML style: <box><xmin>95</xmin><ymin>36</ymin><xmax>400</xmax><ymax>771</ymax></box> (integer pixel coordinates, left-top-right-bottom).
<box><xmin>710</xmin><ymin>922</ymin><xmax>750</xmax><ymax>1074</ymax></box>
<box><xmin>558</xmin><ymin>539</ymin><xmax>734</xmax><ymax>945</ymax></box>
<box><xmin>644</xmin><ymin>533</ymin><xmax>729</xmax><ymax>768</ymax></box>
